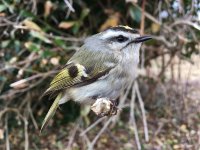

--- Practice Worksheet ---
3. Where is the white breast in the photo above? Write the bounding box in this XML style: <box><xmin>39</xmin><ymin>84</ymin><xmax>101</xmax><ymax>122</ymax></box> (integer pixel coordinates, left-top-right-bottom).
<box><xmin>65</xmin><ymin>44</ymin><xmax>141</xmax><ymax>104</ymax></box>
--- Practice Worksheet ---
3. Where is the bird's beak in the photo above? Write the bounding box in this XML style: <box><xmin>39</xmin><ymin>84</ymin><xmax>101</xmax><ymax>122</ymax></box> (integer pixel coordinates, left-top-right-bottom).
<box><xmin>131</xmin><ymin>35</ymin><xmax>152</xmax><ymax>43</ymax></box>
<box><xmin>124</xmin><ymin>35</ymin><xmax>152</xmax><ymax>48</ymax></box>
<box><xmin>133</xmin><ymin>35</ymin><xmax>152</xmax><ymax>43</ymax></box>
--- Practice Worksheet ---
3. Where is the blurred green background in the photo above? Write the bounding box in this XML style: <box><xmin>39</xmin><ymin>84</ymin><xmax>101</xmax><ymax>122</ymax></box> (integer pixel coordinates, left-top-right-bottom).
<box><xmin>0</xmin><ymin>0</ymin><xmax>200</xmax><ymax>149</ymax></box>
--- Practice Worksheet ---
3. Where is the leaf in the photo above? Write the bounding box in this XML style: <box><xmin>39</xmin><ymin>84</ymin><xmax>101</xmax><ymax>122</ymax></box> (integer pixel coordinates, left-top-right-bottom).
<box><xmin>0</xmin><ymin>13</ymin><xmax>6</xmax><ymax>17</ymax></box>
<box><xmin>126</xmin><ymin>0</ymin><xmax>138</xmax><ymax>3</ymax></box>
<box><xmin>0</xmin><ymin>129</ymin><xmax>4</xmax><ymax>140</ymax></box>
<box><xmin>100</xmin><ymin>12</ymin><xmax>120</xmax><ymax>31</ymax></box>
<box><xmin>50</xmin><ymin>57</ymin><xmax>60</xmax><ymax>66</ymax></box>
<box><xmin>44</xmin><ymin>1</ymin><xmax>53</xmax><ymax>17</ymax></box>
<box><xmin>20</xmin><ymin>9</ymin><xmax>35</xmax><ymax>18</ymax></box>
<box><xmin>129</xmin><ymin>5</ymin><xmax>141</xmax><ymax>23</ymax></box>
<box><xmin>80</xmin><ymin>8</ymin><xmax>90</xmax><ymax>20</ymax></box>
<box><xmin>151</xmin><ymin>23</ymin><xmax>160</xmax><ymax>33</ymax></box>
<box><xmin>54</xmin><ymin>38</ymin><xmax>65</xmax><ymax>47</ymax></box>
<box><xmin>80</xmin><ymin>105</ymin><xmax>91</xmax><ymax>116</ymax></box>
<box><xmin>14</xmin><ymin>40</ymin><xmax>21</xmax><ymax>52</ymax></box>
<box><xmin>10</xmin><ymin>79</ymin><xmax>29</xmax><ymax>89</ymax></box>
<box><xmin>9</xmin><ymin>57</ymin><xmax>18</xmax><ymax>64</ymax></box>
<box><xmin>42</xmin><ymin>49</ymin><xmax>54</xmax><ymax>58</ymax></box>
<box><xmin>72</xmin><ymin>22</ymin><xmax>80</xmax><ymax>34</ymax></box>
<box><xmin>58</xmin><ymin>21</ymin><xmax>75</xmax><ymax>29</ymax></box>
<box><xmin>0</xmin><ymin>5</ymin><xmax>7</xmax><ymax>12</ymax></box>
<box><xmin>1</xmin><ymin>1</ymin><xmax>14</xmax><ymax>13</ymax></box>
<box><xmin>30</xmin><ymin>30</ymin><xmax>52</xmax><ymax>43</ymax></box>
<box><xmin>23</xmin><ymin>19</ymin><xmax>43</xmax><ymax>32</ymax></box>
<box><xmin>24</xmin><ymin>42</ymin><xmax>40</xmax><ymax>52</ymax></box>
<box><xmin>1</xmin><ymin>40</ymin><xmax>10</xmax><ymax>48</ymax></box>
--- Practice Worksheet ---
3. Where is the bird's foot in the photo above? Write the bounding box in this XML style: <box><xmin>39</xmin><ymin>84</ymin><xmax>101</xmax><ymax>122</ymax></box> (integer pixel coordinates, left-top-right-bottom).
<box><xmin>91</xmin><ymin>98</ymin><xmax>118</xmax><ymax>117</ymax></box>
<box><xmin>108</xmin><ymin>100</ymin><xmax>118</xmax><ymax>115</ymax></box>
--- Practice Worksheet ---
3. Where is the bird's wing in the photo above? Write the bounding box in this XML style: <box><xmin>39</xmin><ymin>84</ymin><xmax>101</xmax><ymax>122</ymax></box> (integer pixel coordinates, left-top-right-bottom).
<box><xmin>44</xmin><ymin>46</ymin><xmax>119</xmax><ymax>95</ymax></box>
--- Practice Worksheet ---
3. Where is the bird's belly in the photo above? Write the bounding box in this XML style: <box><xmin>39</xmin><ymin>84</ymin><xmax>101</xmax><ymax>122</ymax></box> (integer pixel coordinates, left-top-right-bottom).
<box><xmin>67</xmin><ymin>77</ymin><xmax>126</xmax><ymax>104</ymax></box>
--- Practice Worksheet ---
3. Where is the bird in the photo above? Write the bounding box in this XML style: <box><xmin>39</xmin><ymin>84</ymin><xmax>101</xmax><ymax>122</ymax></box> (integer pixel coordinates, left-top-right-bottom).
<box><xmin>40</xmin><ymin>25</ymin><xmax>151</xmax><ymax>132</ymax></box>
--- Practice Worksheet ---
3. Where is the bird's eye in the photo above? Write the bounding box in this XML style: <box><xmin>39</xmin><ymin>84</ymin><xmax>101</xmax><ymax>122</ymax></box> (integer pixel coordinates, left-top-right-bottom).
<box><xmin>115</xmin><ymin>35</ymin><xmax>128</xmax><ymax>43</ymax></box>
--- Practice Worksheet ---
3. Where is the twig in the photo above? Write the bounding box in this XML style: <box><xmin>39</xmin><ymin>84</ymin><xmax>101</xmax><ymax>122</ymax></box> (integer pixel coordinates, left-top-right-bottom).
<box><xmin>131</xmin><ymin>2</ymin><xmax>161</xmax><ymax>25</ymax></box>
<box><xmin>79</xmin><ymin>128</ymin><xmax>91</xmax><ymax>149</ymax></box>
<box><xmin>80</xmin><ymin>117</ymin><xmax>106</xmax><ymax>136</ymax></box>
<box><xmin>24</xmin><ymin>118</ymin><xmax>29</xmax><ymax>150</ymax></box>
<box><xmin>66</xmin><ymin>123</ymin><xmax>79</xmax><ymax>150</ymax></box>
<box><xmin>1</xmin><ymin>108</ymin><xmax>29</xmax><ymax>150</ymax></box>
<box><xmin>45</xmin><ymin>33</ymin><xmax>85</xmax><ymax>42</ymax></box>
<box><xmin>0</xmin><ymin>70</ymin><xmax>56</xmax><ymax>100</ymax></box>
<box><xmin>10</xmin><ymin>70</ymin><xmax>57</xmax><ymax>88</ymax></box>
<box><xmin>140</xmin><ymin>0</ymin><xmax>146</xmax><ymax>35</ymax></box>
<box><xmin>171</xmin><ymin>20</ymin><xmax>200</xmax><ymax>31</ymax></box>
<box><xmin>135</xmin><ymin>81</ymin><xmax>149</xmax><ymax>142</ymax></box>
<box><xmin>28</xmin><ymin>100</ymin><xmax>38</xmax><ymax>130</ymax></box>
<box><xmin>152</xmin><ymin>35</ymin><xmax>176</xmax><ymax>49</ymax></box>
<box><xmin>111</xmin><ymin>81</ymin><xmax>134</xmax><ymax>125</ymax></box>
<box><xmin>64</xmin><ymin>0</ymin><xmax>75</xmax><ymax>12</ymax></box>
<box><xmin>30</xmin><ymin>0</ymin><xmax>37</xmax><ymax>14</ymax></box>
<box><xmin>130</xmin><ymin>82</ymin><xmax>141</xmax><ymax>150</ymax></box>
<box><xmin>0</xmin><ymin>55</ymin><xmax>39</xmax><ymax>73</ymax></box>
<box><xmin>88</xmin><ymin>117</ymin><xmax>113</xmax><ymax>150</ymax></box>
<box><xmin>5</xmin><ymin>115</ymin><xmax>10</xmax><ymax>150</ymax></box>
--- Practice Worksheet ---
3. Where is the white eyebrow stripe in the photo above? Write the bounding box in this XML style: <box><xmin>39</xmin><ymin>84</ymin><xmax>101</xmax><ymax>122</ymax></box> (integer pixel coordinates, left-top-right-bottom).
<box><xmin>100</xmin><ymin>30</ymin><xmax>132</xmax><ymax>39</ymax></box>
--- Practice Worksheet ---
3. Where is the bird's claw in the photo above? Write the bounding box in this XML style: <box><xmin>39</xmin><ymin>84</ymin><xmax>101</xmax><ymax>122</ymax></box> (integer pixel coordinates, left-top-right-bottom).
<box><xmin>98</xmin><ymin>100</ymin><xmax>118</xmax><ymax>117</ymax></box>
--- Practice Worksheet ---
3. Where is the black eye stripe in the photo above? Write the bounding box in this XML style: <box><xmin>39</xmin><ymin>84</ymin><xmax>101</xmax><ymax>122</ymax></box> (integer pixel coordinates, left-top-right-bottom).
<box><xmin>110</xmin><ymin>35</ymin><xmax>128</xmax><ymax>43</ymax></box>
<box><xmin>116</xmin><ymin>35</ymin><xmax>127</xmax><ymax>42</ymax></box>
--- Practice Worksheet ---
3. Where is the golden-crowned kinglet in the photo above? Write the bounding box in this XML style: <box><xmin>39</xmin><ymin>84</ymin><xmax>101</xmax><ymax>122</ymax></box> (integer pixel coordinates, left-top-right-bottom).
<box><xmin>41</xmin><ymin>25</ymin><xmax>151</xmax><ymax>131</ymax></box>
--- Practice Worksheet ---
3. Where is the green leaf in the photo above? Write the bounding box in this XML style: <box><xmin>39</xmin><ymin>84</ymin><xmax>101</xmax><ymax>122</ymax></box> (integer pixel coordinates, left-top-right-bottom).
<box><xmin>14</xmin><ymin>40</ymin><xmax>20</xmax><ymax>52</ymax></box>
<box><xmin>80</xmin><ymin>8</ymin><xmax>90</xmax><ymax>20</ymax></box>
<box><xmin>19</xmin><ymin>9</ymin><xmax>35</xmax><ymax>18</ymax></box>
<box><xmin>80</xmin><ymin>105</ymin><xmax>91</xmax><ymax>116</ymax></box>
<box><xmin>42</xmin><ymin>49</ymin><xmax>54</xmax><ymax>58</ymax></box>
<box><xmin>54</xmin><ymin>38</ymin><xmax>65</xmax><ymax>47</ymax></box>
<box><xmin>129</xmin><ymin>5</ymin><xmax>141</xmax><ymax>23</ymax></box>
<box><xmin>1</xmin><ymin>40</ymin><xmax>10</xmax><ymax>48</ymax></box>
<box><xmin>30</xmin><ymin>31</ymin><xmax>52</xmax><ymax>44</ymax></box>
<box><xmin>72</xmin><ymin>22</ymin><xmax>80</xmax><ymax>34</ymax></box>
<box><xmin>25</xmin><ymin>42</ymin><xmax>40</xmax><ymax>52</ymax></box>
<box><xmin>0</xmin><ymin>5</ymin><xmax>7</xmax><ymax>12</ymax></box>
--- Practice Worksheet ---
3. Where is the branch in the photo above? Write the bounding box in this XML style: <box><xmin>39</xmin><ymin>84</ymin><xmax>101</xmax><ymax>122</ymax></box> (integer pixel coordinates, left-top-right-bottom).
<box><xmin>88</xmin><ymin>117</ymin><xmax>113</xmax><ymax>150</ymax></box>
<box><xmin>135</xmin><ymin>81</ymin><xmax>149</xmax><ymax>142</ymax></box>
<box><xmin>64</xmin><ymin>0</ymin><xmax>75</xmax><ymax>12</ymax></box>
<box><xmin>130</xmin><ymin>82</ymin><xmax>141</xmax><ymax>150</ymax></box>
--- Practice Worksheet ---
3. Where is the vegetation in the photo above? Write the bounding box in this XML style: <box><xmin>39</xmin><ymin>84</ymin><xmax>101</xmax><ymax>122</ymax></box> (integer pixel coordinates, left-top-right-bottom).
<box><xmin>0</xmin><ymin>0</ymin><xmax>200</xmax><ymax>149</ymax></box>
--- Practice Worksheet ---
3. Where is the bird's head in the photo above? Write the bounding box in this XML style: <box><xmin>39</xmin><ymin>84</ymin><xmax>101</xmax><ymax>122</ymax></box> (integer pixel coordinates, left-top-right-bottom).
<box><xmin>84</xmin><ymin>25</ymin><xmax>151</xmax><ymax>53</ymax></box>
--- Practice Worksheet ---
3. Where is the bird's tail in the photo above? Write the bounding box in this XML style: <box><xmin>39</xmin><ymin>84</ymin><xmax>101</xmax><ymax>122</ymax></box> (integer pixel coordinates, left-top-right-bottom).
<box><xmin>40</xmin><ymin>93</ymin><xmax>62</xmax><ymax>133</ymax></box>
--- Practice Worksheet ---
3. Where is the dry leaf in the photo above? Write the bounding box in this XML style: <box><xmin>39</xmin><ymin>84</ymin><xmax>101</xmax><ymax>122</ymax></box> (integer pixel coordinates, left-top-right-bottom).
<box><xmin>10</xmin><ymin>79</ymin><xmax>29</xmax><ymax>89</ymax></box>
<box><xmin>42</xmin><ymin>59</ymin><xmax>48</xmax><ymax>65</ymax></box>
<box><xmin>0</xmin><ymin>12</ymin><xmax>6</xmax><ymax>17</ymax></box>
<box><xmin>126</xmin><ymin>0</ymin><xmax>138</xmax><ymax>3</ymax></box>
<box><xmin>151</xmin><ymin>23</ymin><xmax>160</xmax><ymax>33</ymax></box>
<box><xmin>58</xmin><ymin>21</ymin><xmax>75</xmax><ymax>29</ymax></box>
<box><xmin>44</xmin><ymin>1</ymin><xmax>53</xmax><ymax>17</ymax></box>
<box><xmin>23</xmin><ymin>19</ymin><xmax>43</xmax><ymax>32</ymax></box>
<box><xmin>0</xmin><ymin>129</ymin><xmax>4</xmax><ymax>140</ymax></box>
<box><xmin>50</xmin><ymin>57</ymin><xmax>60</xmax><ymax>66</ymax></box>
<box><xmin>9</xmin><ymin>57</ymin><xmax>17</xmax><ymax>64</ymax></box>
<box><xmin>180</xmin><ymin>124</ymin><xmax>188</xmax><ymax>133</ymax></box>
<box><xmin>24</xmin><ymin>41</ymin><xmax>33</xmax><ymax>49</ymax></box>
<box><xmin>100</xmin><ymin>12</ymin><xmax>120</xmax><ymax>31</ymax></box>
